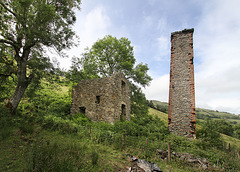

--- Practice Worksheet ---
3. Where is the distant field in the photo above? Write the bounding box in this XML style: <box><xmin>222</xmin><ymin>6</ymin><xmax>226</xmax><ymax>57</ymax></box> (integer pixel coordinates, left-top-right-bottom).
<box><xmin>222</xmin><ymin>134</ymin><xmax>240</xmax><ymax>150</ymax></box>
<box><xmin>149</xmin><ymin>100</ymin><xmax>240</xmax><ymax>124</ymax></box>
<box><xmin>148</xmin><ymin>108</ymin><xmax>168</xmax><ymax>124</ymax></box>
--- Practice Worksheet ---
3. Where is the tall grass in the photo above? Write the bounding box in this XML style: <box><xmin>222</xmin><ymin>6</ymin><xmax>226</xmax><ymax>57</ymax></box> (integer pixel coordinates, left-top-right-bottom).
<box><xmin>26</xmin><ymin>139</ymin><xmax>86</xmax><ymax>171</ymax></box>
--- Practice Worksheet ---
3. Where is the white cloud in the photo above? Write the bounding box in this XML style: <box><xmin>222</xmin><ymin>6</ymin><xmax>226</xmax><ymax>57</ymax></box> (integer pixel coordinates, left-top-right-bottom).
<box><xmin>60</xmin><ymin>5</ymin><xmax>111</xmax><ymax>69</ymax></box>
<box><xmin>80</xmin><ymin>6</ymin><xmax>111</xmax><ymax>48</ymax></box>
<box><xmin>155</xmin><ymin>35</ymin><xmax>170</xmax><ymax>61</ymax></box>
<box><xmin>195</xmin><ymin>0</ymin><xmax>240</xmax><ymax>114</ymax></box>
<box><xmin>56</xmin><ymin>0</ymin><xmax>240</xmax><ymax>114</ymax></box>
<box><xmin>143</xmin><ymin>74</ymin><xmax>169</xmax><ymax>102</ymax></box>
<box><xmin>144</xmin><ymin>0</ymin><xmax>240</xmax><ymax>114</ymax></box>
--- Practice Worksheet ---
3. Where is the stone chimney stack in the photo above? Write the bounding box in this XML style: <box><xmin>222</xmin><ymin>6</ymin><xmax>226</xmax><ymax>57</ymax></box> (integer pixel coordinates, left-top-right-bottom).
<box><xmin>168</xmin><ymin>28</ymin><xmax>196</xmax><ymax>139</ymax></box>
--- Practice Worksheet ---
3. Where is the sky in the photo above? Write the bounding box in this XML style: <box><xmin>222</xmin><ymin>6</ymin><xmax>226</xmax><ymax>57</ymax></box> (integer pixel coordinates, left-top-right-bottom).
<box><xmin>60</xmin><ymin>0</ymin><xmax>240</xmax><ymax>115</ymax></box>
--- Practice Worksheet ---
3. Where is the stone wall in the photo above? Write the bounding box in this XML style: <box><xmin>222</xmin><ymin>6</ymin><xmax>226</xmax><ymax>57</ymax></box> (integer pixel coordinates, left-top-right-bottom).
<box><xmin>71</xmin><ymin>72</ymin><xmax>130</xmax><ymax>124</ymax></box>
<box><xmin>168</xmin><ymin>28</ymin><xmax>196</xmax><ymax>138</ymax></box>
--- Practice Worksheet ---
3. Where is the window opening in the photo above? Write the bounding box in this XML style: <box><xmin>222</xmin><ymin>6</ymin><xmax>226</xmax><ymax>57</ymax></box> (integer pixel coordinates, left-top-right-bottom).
<box><xmin>190</xmin><ymin>58</ymin><xmax>193</xmax><ymax>64</ymax></box>
<box><xmin>121</xmin><ymin>80</ymin><xmax>126</xmax><ymax>95</ymax></box>
<box><xmin>96</xmin><ymin>96</ymin><xmax>100</xmax><ymax>104</ymax></box>
<box><xmin>79</xmin><ymin>107</ymin><xmax>86</xmax><ymax>114</ymax></box>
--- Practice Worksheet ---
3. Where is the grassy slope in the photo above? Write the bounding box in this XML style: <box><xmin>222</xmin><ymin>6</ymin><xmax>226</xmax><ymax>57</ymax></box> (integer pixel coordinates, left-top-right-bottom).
<box><xmin>148</xmin><ymin>108</ymin><xmax>168</xmax><ymax>123</ymax></box>
<box><xmin>222</xmin><ymin>134</ymin><xmax>240</xmax><ymax>150</ymax></box>
<box><xmin>0</xmin><ymin>126</ymin><xmax>203</xmax><ymax>172</ymax></box>
<box><xmin>0</xmin><ymin>128</ymin><xmax>131</xmax><ymax>171</ymax></box>
<box><xmin>1</xmin><ymin>108</ymin><xmax>239</xmax><ymax>171</ymax></box>
<box><xmin>148</xmin><ymin>107</ymin><xmax>240</xmax><ymax>150</ymax></box>
<box><xmin>151</xmin><ymin>100</ymin><xmax>240</xmax><ymax>124</ymax></box>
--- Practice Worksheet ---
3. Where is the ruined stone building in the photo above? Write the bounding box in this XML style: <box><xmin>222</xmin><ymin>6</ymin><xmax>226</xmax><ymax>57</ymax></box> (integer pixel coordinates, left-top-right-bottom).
<box><xmin>71</xmin><ymin>72</ymin><xmax>130</xmax><ymax>124</ymax></box>
<box><xmin>168</xmin><ymin>28</ymin><xmax>196</xmax><ymax>138</ymax></box>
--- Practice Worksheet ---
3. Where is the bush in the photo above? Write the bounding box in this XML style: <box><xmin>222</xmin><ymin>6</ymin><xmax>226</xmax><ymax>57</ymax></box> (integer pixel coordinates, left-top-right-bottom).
<box><xmin>113</xmin><ymin>120</ymin><xmax>143</xmax><ymax>136</ymax></box>
<box><xmin>196</xmin><ymin>119</ymin><xmax>223</xmax><ymax>149</ymax></box>
<box><xmin>164</xmin><ymin>134</ymin><xmax>196</xmax><ymax>152</ymax></box>
<box><xmin>233</xmin><ymin>124</ymin><xmax>240</xmax><ymax>139</ymax></box>
<box><xmin>41</xmin><ymin>115</ymin><xmax>78</xmax><ymax>134</ymax></box>
<box><xmin>212</xmin><ymin>119</ymin><xmax>234</xmax><ymax>136</ymax></box>
<box><xmin>18</xmin><ymin>81</ymin><xmax>72</xmax><ymax>119</ymax></box>
<box><xmin>71</xmin><ymin>113</ymin><xmax>91</xmax><ymax>126</ymax></box>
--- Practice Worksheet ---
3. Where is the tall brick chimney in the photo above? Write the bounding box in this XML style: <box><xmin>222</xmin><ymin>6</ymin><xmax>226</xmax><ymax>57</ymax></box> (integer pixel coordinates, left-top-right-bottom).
<box><xmin>168</xmin><ymin>28</ymin><xmax>196</xmax><ymax>139</ymax></box>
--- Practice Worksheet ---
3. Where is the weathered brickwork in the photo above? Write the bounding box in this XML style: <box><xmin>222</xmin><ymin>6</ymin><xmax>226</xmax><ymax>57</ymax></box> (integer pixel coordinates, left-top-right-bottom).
<box><xmin>71</xmin><ymin>72</ymin><xmax>130</xmax><ymax>124</ymax></box>
<box><xmin>168</xmin><ymin>28</ymin><xmax>196</xmax><ymax>138</ymax></box>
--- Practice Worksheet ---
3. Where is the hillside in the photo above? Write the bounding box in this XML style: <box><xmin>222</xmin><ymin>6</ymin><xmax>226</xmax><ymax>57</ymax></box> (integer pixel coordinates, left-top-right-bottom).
<box><xmin>148</xmin><ymin>107</ymin><xmax>240</xmax><ymax>150</ymax></box>
<box><xmin>1</xmin><ymin>108</ymin><xmax>240</xmax><ymax>171</ymax></box>
<box><xmin>149</xmin><ymin>100</ymin><xmax>240</xmax><ymax>124</ymax></box>
<box><xmin>1</xmin><ymin>80</ymin><xmax>240</xmax><ymax>171</ymax></box>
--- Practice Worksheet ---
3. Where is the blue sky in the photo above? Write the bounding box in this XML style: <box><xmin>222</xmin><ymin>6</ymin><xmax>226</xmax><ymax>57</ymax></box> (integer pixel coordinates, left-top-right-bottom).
<box><xmin>60</xmin><ymin>0</ymin><xmax>240</xmax><ymax>114</ymax></box>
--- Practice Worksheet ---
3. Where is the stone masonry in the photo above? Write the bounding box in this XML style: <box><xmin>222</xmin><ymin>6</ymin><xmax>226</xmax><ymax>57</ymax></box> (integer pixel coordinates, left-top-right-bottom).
<box><xmin>71</xmin><ymin>72</ymin><xmax>130</xmax><ymax>124</ymax></box>
<box><xmin>168</xmin><ymin>28</ymin><xmax>196</xmax><ymax>138</ymax></box>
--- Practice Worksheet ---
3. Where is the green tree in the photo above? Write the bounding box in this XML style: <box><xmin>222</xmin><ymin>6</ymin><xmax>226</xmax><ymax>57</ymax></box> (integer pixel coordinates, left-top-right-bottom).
<box><xmin>233</xmin><ymin>124</ymin><xmax>240</xmax><ymax>139</ymax></box>
<box><xmin>0</xmin><ymin>44</ymin><xmax>16</xmax><ymax>101</ymax></box>
<box><xmin>156</xmin><ymin>104</ymin><xmax>168</xmax><ymax>113</ymax></box>
<box><xmin>130</xmin><ymin>84</ymin><xmax>149</xmax><ymax>116</ymax></box>
<box><xmin>213</xmin><ymin>119</ymin><xmax>234</xmax><ymax>136</ymax></box>
<box><xmin>0</xmin><ymin>0</ymin><xmax>81</xmax><ymax>113</ymax></box>
<box><xmin>197</xmin><ymin>118</ymin><xmax>223</xmax><ymax>149</ymax></box>
<box><xmin>68</xmin><ymin>35</ymin><xmax>152</xmax><ymax>116</ymax></box>
<box><xmin>147</xmin><ymin>100</ymin><xmax>155</xmax><ymax>109</ymax></box>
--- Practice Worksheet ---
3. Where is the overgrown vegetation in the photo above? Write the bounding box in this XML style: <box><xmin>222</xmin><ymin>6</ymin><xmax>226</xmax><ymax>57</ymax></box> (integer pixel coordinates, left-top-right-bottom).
<box><xmin>1</xmin><ymin>79</ymin><xmax>240</xmax><ymax>171</ymax></box>
<box><xmin>149</xmin><ymin>100</ymin><xmax>240</xmax><ymax>140</ymax></box>
<box><xmin>1</xmin><ymin>1</ymin><xmax>240</xmax><ymax>170</ymax></box>
<box><xmin>1</xmin><ymin>57</ymin><xmax>240</xmax><ymax>172</ymax></box>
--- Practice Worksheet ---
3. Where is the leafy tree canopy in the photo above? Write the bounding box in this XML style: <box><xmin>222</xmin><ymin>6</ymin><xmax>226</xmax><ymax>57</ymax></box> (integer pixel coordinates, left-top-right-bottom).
<box><xmin>0</xmin><ymin>0</ymin><xmax>81</xmax><ymax>113</ymax></box>
<box><xmin>67</xmin><ymin>35</ymin><xmax>152</xmax><ymax>116</ymax></box>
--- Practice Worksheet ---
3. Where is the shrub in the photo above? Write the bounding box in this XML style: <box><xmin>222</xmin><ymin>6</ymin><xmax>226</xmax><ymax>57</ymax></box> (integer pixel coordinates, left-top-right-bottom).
<box><xmin>71</xmin><ymin>113</ymin><xmax>91</xmax><ymax>126</ymax></box>
<box><xmin>92</xmin><ymin>121</ymin><xmax>113</xmax><ymax>131</ymax></box>
<box><xmin>113</xmin><ymin>120</ymin><xmax>143</xmax><ymax>136</ymax></box>
<box><xmin>212</xmin><ymin>119</ymin><xmax>234</xmax><ymax>136</ymax></box>
<box><xmin>196</xmin><ymin>119</ymin><xmax>223</xmax><ymax>149</ymax></box>
<box><xmin>164</xmin><ymin>134</ymin><xmax>196</xmax><ymax>152</ymax></box>
<box><xmin>47</xmin><ymin>95</ymin><xmax>71</xmax><ymax>117</ymax></box>
<box><xmin>233</xmin><ymin>124</ymin><xmax>240</xmax><ymax>139</ymax></box>
<box><xmin>42</xmin><ymin>115</ymin><xmax>78</xmax><ymax>134</ymax></box>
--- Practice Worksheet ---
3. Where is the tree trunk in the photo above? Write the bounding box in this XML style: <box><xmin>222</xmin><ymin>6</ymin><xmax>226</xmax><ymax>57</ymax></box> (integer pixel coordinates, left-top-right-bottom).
<box><xmin>8</xmin><ymin>79</ymin><xmax>29</xmax><ymax>114</ymax></box>
<box><xmin>7</xmin><ymin>51</ymin><xmax>31</xmax><ymax>114</ymax></box>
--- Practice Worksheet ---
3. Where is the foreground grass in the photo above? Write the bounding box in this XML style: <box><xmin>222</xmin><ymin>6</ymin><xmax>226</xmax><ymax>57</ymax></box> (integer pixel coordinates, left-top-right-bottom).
<box><xmin>0</xmin><ymin>125</ymin><xmax>210</xmax><ymax>172</ymax></box>
<box><xmin>222</xmin><ymin>134</ymin><xmax>240</xmax><ymax>150</ymax></box>
<box><xmin>1</xmin><ymin>108</ymin><xmax>240</xmax><ymax>171</ymax></box>
<box><xmin>0</xmin><ymin>127</ymin><xmax>130</xmax><ymax>171</ymax></box>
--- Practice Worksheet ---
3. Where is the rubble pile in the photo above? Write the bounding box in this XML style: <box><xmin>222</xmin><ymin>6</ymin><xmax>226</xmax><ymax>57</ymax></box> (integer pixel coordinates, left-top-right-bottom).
<box><xmin>125</xmin><ymin>154</ymin><xmax>162</xmax><ymax>172</ymax></box>
<box><xmin>156</xmin><ymin>149</ymin><xmax>209</xmax><ymax>169</ymax></box>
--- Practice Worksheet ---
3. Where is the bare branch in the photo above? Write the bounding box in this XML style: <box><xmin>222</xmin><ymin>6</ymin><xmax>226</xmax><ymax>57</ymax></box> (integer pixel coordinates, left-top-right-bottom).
<box><xmin>0</xmin><ymin>39</ymin><xmax>15</xmax><ymax>46</ymax></box>
<box><xmin>0</xmin><ymin>73</ymin><xmax>12</xmax><ymax>77</ymax></box>
<box><xmin>0</xmin><ymin>39</ymin><xmax>20</xmax><ymax>61</ymax></box>
<box><xmin>0</xmin><ymin>1</ymin><xmax>17</xmax><ymax>18</ymax></box>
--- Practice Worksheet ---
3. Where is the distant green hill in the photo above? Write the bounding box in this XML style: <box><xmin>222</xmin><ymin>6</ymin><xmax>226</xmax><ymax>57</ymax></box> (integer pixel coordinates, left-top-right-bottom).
<box><xmin>148</xmin><ymin>100</ymin><xmax>240</xmax><ymax>124</ymax></box>
<box><xmin>148</xmin><ymin>107</ymin><xmax>240</xmax><ymax>150</ymax></box>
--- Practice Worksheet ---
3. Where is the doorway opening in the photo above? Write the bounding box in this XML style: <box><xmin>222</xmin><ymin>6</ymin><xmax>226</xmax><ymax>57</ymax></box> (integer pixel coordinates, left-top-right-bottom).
<box><xmin>120</xmin><ymin>104</ymin><xmax>126</xmax><ymax>121</ymax></box>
